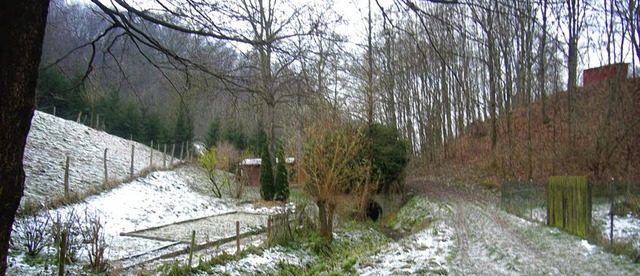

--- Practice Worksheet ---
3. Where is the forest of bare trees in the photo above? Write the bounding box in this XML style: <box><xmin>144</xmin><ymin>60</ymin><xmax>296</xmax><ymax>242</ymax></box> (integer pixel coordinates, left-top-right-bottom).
<box><xmin>3</xmin><ymin>0</ymin><xmax>640</xmax><ymax>272</ymax></box>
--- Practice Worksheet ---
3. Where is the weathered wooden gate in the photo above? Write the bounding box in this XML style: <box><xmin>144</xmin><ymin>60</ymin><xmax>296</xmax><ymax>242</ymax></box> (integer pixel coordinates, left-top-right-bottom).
<box><xmin>547</xmin><ymin>176</ymin><xmax>592</xmax><ymax>238</ymax></box>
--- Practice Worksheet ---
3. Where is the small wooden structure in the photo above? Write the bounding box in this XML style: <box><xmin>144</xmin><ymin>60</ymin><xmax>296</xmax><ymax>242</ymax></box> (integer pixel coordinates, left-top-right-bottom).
<box><xmin>240</xmin><ymin>157</ymin><xmax>300</xmax><ymax>186</ymax></box>
<box><xmin>547</xmin><ymin>176</ymin><xmax>592</xmax><ymax>238</ymax></box>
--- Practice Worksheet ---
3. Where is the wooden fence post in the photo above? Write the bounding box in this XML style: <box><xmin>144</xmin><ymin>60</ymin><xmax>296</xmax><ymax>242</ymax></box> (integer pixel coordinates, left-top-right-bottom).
<box><xmin>170</xmin><ymin>143</ymin><xmax>175</xmax><ymax>166</ymax></box>
<box><xmin>130</xmin><ymin>144</ymin><xmax>135</xmax><ymax>178</ymax></box>
<box><xmin>236</xmin><ymin>221</ymin><xmax>240</xmax><ymax>256</ymax></box>
<box><xmin>188</xmin><ymin>230</ymin><xmax>196</xmax><ymax>267</ymax></box>
<box><xmin>150</xmin><ymin>140</ymin><xmax>154</xmax><ymax>168</ymax></box>
<box><xmin>58</xmin><ymin>229</ymin><xmax>67</xmax><ymax>276</ymax></box>
<box><xmin>163</xmin><ymin>144</ymin><xmax>167</xmax><ymax>168</ymax></box>
<box><xmin>180</xmin><ymin>141</ymin><xmax>184</xmax><ymax>160</ymax></box>
<box><xmin>267</xmin><ymin>215</ymin><xmax>272</xmax><ymax>246</ymax></box>
<box><xmin>610</xmin><ymin>178</ymin><xmax>615</xmax><ymax>244</ymax></box>
<box><xmin>53</xmin><ymin>106</ymin><xmax>56</xmax><ymax>117</ymax></box>
<box><xmin>64</xmin><ymin>156</ymin><xmax>70</xmax><ymax>199</ymax></box>
<box><xmin>103</xmin><ymin>149</ymin><xmax>108</xmax><ymax>187</ymax></box>
<box><xmin>76</xmin><ymin>112</ymin><xmax>82</xmax><ymax>123</ymax></box>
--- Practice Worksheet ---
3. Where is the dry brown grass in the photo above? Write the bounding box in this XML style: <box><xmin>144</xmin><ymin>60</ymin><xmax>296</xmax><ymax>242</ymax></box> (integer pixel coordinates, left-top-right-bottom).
<box><xmin>425</xmin><ymin>79</ymin><xmax>640</xmax><ymax>185</ymax></box>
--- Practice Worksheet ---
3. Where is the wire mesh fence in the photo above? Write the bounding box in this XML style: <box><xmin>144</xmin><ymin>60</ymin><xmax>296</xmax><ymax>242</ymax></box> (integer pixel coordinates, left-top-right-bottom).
<box><xmin>501</xmin><ymin>180</ymin><xmax>547</xmax><ymax>223</ymax></box>
<box><xmin>501</xmin><ymin>179</ymin><xmax>640</xmax><ymax>250</ymax></box>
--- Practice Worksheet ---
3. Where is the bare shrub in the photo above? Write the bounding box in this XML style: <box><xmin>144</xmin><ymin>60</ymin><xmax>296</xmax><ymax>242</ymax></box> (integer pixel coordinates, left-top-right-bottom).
<box><xmin>49</xmin><ymin>210</ymin><xmax>82</xmax><ymax>264</ymax></box>
<box><xmin>234</xmin><ymin>166</ymin><xmax>248</xmax><ymax>199</ymax></box>
<box><xmin>303</xmin><ymin>111</ymin><xmax>368</xmax><ymax>244</ymax></box>
<box><xmin>12</xmin><ymin>214</ymin><xmax>51</xmax><ymax>256</ymax></box>
<box><xmin>80</xmin><ymin>209</ymin><xmax>109</xmax><ymax>272</ymax></box>
<box><xmin>215</xmin><ymin>142</ymin><xmax>241</xmax><ymax>172</ymax></box>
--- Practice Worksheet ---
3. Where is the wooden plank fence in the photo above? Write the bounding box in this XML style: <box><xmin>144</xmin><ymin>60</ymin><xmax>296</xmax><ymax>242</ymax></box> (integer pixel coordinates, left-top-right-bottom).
<box><xmin>547</xmin><ymin>176</ymin><xmax>592</xmax><ymax>238</ymax></box>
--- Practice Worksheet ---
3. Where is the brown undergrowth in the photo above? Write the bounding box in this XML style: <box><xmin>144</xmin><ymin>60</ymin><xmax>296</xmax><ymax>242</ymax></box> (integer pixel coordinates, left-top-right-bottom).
<box><xmin>422</xmin><ymin>79</ymin><xmax>640</xmax><ymax>188</ymax></box>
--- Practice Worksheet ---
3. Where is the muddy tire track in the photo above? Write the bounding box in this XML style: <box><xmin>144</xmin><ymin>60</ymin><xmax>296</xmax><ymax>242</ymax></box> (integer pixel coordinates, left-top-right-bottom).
<box><xmin>407</xmin><ymin>176</ymin><xmax>640</xmax><ymax>275</ymax></box>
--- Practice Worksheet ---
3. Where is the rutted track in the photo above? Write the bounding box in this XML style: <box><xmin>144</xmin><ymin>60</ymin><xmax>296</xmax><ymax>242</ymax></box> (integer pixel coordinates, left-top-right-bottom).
<box><xmin>407</xmin><ymin>177</ymin><xmax>640</xmax><ymax>275</ymax></box>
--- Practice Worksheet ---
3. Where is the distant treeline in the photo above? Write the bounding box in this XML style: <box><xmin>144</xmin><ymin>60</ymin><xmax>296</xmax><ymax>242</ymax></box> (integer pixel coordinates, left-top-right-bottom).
<box><xmin>36</xmin><ymin>67</ymin><xmax>192</xmax><ymax>145</ymax></box>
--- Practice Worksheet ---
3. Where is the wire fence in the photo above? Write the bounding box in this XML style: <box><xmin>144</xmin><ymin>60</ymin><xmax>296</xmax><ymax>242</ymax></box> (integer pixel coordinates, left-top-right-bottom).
<box><xmin>501</xmin><ymin>180</ymin><xmax>547</xmax><ymax>223</ymax></box>
<box><xmin>501</xmin><ymin>179</ymin><xmax>640</xmax><ymax>247</ymax></box>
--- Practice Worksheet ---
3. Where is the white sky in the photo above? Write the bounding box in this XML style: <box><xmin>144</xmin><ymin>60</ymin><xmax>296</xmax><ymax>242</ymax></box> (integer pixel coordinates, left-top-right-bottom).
<box><xmin>70</xmin><ymin>0</ymin><xmax>638</xmax><ymax>78</ymax></box>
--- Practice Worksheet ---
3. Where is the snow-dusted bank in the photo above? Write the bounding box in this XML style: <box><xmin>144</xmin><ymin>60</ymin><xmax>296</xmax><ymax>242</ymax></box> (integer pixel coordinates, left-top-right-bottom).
<box><xmin>8</xmin><ymin>165</ymin><xmax>294</xmax><ymax>275</ymax></box>
<box><xmin>22</xmin><ymin>111</ymin><xmax>180</xmax><ymax>207</ymax></box>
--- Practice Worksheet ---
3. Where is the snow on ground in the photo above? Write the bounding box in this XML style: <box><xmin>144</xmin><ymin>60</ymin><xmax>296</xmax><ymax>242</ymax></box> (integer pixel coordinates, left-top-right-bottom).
<box><xmin>593</xmin><ymin>204</ymin><xmax>640</xmax><ymax>248</ymax></box>
<box><xmin>23</xmin><ymin>111</ymin><xmax>180</xmax><ymax>207</ymax></box>
<box><xmin>528</xmin><ymin>203</ymin><xmax>640</xmax><ymax>249</ymax></box>
<box><xmin>357</xmin><ymin>197</ymin><xmax>456</xmax><ymax>275</ymax></box>
<box><xmin>8</xmin><ymin>165</ymin><xmax>293</xmax><ymax>275</ymax></box>
<box><xmin>10</xmin><ymin>111</ymin><xmax>640</xmax><ymax>275</ymax></box>
<box><xmin>10</xmin><ymin>111</ymin><xmax>294</xmax><ymax>275</ymax></box>
<box><xmin>197</xmin><ymin>246</ymin><xmax>313</xmax><ymax>275</ymax></box>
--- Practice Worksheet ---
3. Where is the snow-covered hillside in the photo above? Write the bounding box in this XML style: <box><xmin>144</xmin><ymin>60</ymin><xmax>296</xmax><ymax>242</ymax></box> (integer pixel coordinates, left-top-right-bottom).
<box><xmin>23</xmin><ymin>111</ymin><xmax>178</xmax><ymax>206</ymax></box>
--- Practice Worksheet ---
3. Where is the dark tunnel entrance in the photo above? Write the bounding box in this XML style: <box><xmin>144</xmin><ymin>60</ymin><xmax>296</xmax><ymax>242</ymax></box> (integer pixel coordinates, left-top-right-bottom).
<box><xmin>366</xmin><ymin>199</ymin><xmax>383</xmax><ymax>221</ymax></box>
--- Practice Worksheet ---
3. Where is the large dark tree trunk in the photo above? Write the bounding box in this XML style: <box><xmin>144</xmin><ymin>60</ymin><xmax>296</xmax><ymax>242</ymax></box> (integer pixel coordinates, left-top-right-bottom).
<box><xmin>0</xmin><ymin>1</ymin><xmax>50</xmax><ymax>274</ymax></box>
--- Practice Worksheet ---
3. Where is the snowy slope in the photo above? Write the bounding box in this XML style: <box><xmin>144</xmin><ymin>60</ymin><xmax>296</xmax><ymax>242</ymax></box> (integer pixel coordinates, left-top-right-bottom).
<box><xmin>23</xmin><ymin>111</ymin><xmax>177</xmax><ymax>207</ymax></box>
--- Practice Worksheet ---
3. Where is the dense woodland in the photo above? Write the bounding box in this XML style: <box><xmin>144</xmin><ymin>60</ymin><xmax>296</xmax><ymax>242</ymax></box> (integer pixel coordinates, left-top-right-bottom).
<box><xmin>2</xmin><ymin>0</ymin><xmax>640</xmax><ymax>273</ymax></box>
<box><xmin>37</xmin><ymin>0</ymin><xmax>640</xmax><ymax>186</ymax></box>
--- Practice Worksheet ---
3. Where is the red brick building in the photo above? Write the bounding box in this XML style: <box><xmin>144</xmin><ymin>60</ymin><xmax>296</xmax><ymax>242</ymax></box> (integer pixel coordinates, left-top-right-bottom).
<box><xmin>582</xmin><ymin>63</ymin><xmax>628</xmax><ymax>86</ymax></box>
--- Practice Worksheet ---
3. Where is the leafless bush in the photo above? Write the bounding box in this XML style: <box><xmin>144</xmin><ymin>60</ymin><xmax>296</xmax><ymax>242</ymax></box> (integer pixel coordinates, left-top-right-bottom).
<box><xmin>49</xmin><ymin>209</ymin><xmax>82</xmax><ymax>264</ymax></box>
<box><xmin>12</xmin><ymin>214</ymin><xmax>51</xmax><ymax>256</ymax></box>
<box><xmin>234</xmin><ymin>167</ymin><xmax>248</xmax><ymax>199</ymax></box>
<box><xmin>80</xmin><ymin>209</ymin><xmax>109</xmax><ymax>272</ymax></box>
<box><xmin>215</xmin><ymin>142</ymin><xmax>241</xmax><ymax>172</ymax></box>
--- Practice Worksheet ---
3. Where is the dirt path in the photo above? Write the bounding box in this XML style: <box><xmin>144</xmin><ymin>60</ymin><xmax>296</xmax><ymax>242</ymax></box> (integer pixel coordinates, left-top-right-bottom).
<box><xmin>407</xmin><ymin>177</ymin><xmax>640</xmax><ymax>275</ymax></box>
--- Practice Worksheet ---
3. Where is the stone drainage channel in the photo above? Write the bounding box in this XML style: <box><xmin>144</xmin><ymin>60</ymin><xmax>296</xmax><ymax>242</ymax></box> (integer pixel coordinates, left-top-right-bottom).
<box><xmin>115</xmin><ymin>211</ymin><xmax>270</xmax><ymax>270</ymax></box>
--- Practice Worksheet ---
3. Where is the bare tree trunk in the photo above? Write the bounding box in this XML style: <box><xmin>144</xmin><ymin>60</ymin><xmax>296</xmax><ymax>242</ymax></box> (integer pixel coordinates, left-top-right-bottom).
<box><xmin>566</xmin><ymin>0</ymin><xmax>583</xmax><ymax>143</ymax></box>
<box><xmin>0</xmin><ymin>1</ymin><xmax>51</xmax><ymax>273</ymax></box>
<box><xmin>538</xmin><ymin>0</ymin><xmax>549</xmax><ymax>123</ymax></box>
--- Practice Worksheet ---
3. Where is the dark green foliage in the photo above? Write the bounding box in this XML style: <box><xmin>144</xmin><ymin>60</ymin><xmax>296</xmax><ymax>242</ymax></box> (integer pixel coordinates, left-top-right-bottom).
<box><xmin>173</xmin><ymin>107</ymin><xmax>193</xmax><ymax>143</ymax></box>
<box><xmin>223</xmin><ymin>122</ymin><xmax>246</xmax><ymax>150</ymax></box>
<box><xmin>247</xmin><ymin>122</ymin><xmax>267</xmax><ymax>154</ymax></box>
<box><xmin>206</xmin><ymin>116</ymin><xmax>221</xmax><ymax>148</ymax></box>
<box><xmin>274</xmin><ymin>146</ymin><xmax>290</xmax><ymax>201</ymax></box>
<box><xmin>35</xmin><ymin>68</ymin><xmax>87</xmax><ymax>119</ymax></box>
<box><xmin>95</xmin><ymin>90</ymin><xmax>146</xmax><ymax>141</ymax></box>
<box><xmin>367</xmin><ymin>123</ymin><xmax>410</xmax><ymax>193</ymax></box>
<box><xmin>260</xmin><ymin>143</ymin><xmax>275</xmax><ymax>201</ymax></box>
<box><xmin>143</xmin><ymin>109</ymin><xmax>168</xmax><ymax>144</ymax></box>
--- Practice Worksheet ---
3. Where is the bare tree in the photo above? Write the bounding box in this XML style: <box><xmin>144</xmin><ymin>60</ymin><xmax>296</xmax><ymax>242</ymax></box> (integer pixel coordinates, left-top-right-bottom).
<box><xmin>0</xmin><ymin>1</ymin><xmax>51</xmax><ymax>273</ymax></box>
<box><xmin>303</xmin><ymin>108</ymin><xmax>366</xmax><ymax>244</ymax></box>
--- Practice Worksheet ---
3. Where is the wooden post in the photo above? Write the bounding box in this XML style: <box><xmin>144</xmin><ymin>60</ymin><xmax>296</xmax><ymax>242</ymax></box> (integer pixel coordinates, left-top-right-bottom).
<box><xmin>267</xmin><ymin>215</ymin><xmax>272</xmax><ymax>246</ymax></box>
<box><xmin>58</xmin><ymin>230</ymin><xmax>67</xmax><ymax>276</ymax></box>
<box><xmin>163</xmin><ymin>144</ymin><xmax>167</xmax><ymax>168</ymax></box>
<box><xmin>236</xmin><ymin>221</ymin><xmax>240</xmax><ymax>256</ymax></box>
<box><xmin>64</xmin><ymin>156</ymin><xmax>70</xmax><ymax>199</ymax></box>
<box><xmin>130</xmin><ymin>144</ymin><xmax>135</xmax><ymax>178</ymax></box>
<box><xmin>150</xmin><ymin>140</ymin><xmax>154</xmax><ymax>168</ymax></box>
<box><xmin>53</xmin><ymin>106</ymin><xmax>56</xmax><ymax>117</ymax></box>
<box><xmin>188</xmin><ymin>230</ymin><xmax>196</xmax><ymax>267</ymax></box>
<box><xmin>103</xmin><ymin>149</ymin><xmax>108</xmax><ymax>186</ymax></box>
<box><xmin>96</xmin><ymin>114</ymin><xmax>100</xmax><ymax>129</ymax></box>
<box><xmin>180</xmin><ymin>141</ymin><xmax>185</xmax><ymax>160</ymax></box>
<box><xmin>610</xmin><ymin>178</ymin><xmax>615</xmax><ymax>244</ymax></box>
<box><xmin>76</xmin><ymin>112</ymin><xmax>82</xmax><ymax>123</ymax></box>
<box><xmin>170</xmin><ymin>143</ymin><xmax>175</xmax><ymax>166</ymax></box>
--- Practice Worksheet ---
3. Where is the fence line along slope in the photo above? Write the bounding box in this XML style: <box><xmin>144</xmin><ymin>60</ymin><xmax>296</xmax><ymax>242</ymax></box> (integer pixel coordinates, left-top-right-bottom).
<box><xmin>23</xmin><ymin>111</ymin><xmax>176</xmax><ymax>207</ymax></box>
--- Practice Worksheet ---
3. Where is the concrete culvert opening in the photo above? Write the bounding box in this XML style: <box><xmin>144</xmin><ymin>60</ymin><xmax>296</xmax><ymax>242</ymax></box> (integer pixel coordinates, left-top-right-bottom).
<box><xmin>366</xmin><ymin>199</ymin><xmax>383</xmax><ymax>221</ymax></box>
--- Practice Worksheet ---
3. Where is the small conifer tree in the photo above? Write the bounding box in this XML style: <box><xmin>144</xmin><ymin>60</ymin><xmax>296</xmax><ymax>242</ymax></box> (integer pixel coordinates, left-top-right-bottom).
<box><xmin>260</xmin><ymin>143</ymin><xmax>275</xmax><ymax>200</ymax></box>
<box><xmin>274</xmin><ymin>147</ymin><xmax>290</xmax><ymax>201</ymax></box>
